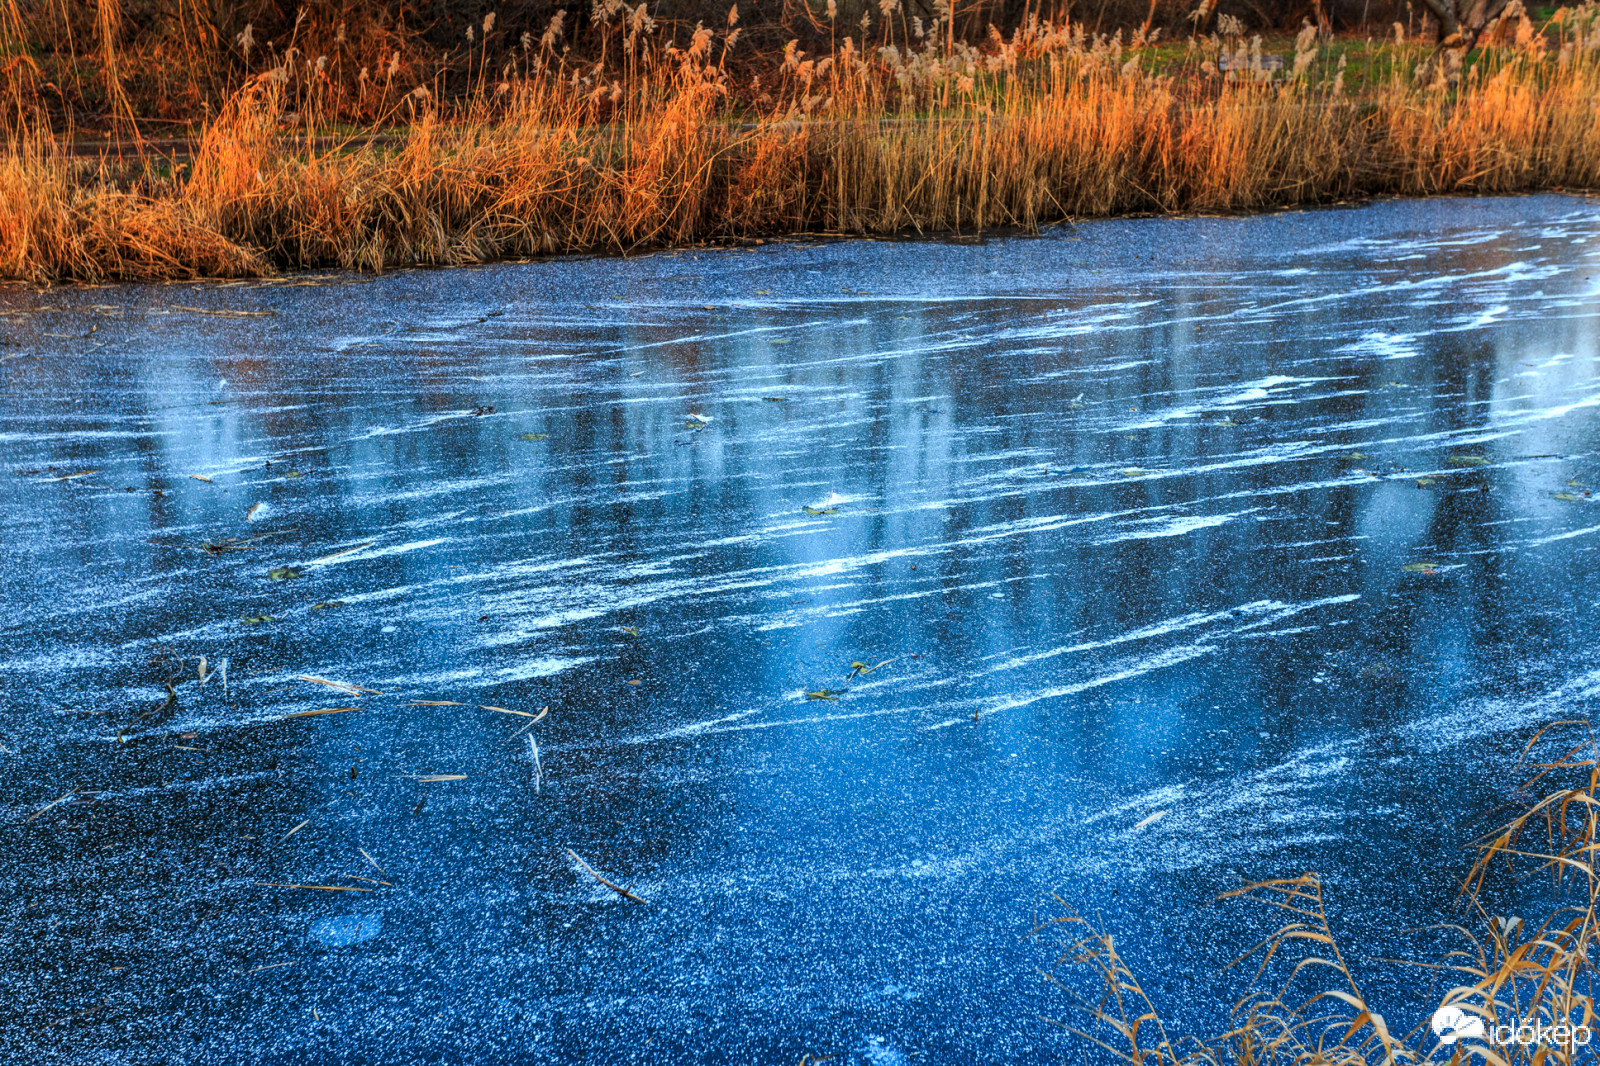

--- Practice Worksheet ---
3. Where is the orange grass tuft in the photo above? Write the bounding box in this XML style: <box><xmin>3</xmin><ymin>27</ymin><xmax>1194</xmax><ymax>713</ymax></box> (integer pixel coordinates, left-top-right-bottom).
<box><xmin>1039</xmin><ymin>721</ymin><xmax>1600</xmax><ymax>1065</ymax></box>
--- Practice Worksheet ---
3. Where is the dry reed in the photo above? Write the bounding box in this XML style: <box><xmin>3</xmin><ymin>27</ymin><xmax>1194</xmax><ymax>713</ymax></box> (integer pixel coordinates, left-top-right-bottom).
<box><xmin>1040</xmin><ymin>720</ymin><xmax>1600</xmax><ymax>1065</ymax></box>
<box><xmin>2</xmin><ymin>2</ymin><xmax>1599</xmax><ymax>281</ymax></box>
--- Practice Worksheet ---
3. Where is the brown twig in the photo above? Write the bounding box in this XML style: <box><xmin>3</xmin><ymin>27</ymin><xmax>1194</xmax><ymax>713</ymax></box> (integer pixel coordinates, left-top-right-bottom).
<box><xmin>27</xmin><ymin>789</ymin><xmax>76</xmax><ymax>822</ymax></box>
<box><xmin>566</xmin><ymin>847</ymin><xmax>648</xmax><ymax>904</ymax></box>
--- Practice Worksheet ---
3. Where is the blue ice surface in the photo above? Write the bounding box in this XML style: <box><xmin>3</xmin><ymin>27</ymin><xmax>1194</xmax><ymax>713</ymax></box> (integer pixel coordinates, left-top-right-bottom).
<box><xmin>311</xmin><ymin>913</ymin><xmax>383</xmax><ymax>947</ymax></box>
<box><xmin>1</xmin><ymin>193</ymin><xmax>1598</xmax><ymax>1064</ymax></box>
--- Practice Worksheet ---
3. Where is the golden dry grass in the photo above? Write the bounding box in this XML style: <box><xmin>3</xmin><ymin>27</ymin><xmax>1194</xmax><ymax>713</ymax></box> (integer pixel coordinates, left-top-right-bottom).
<box><xmin>1040</xmin><ymin>721</ymin><xmax>1600</xmax><ymax>1065</ymax></box>
<box><xmin>2</xmin><ymin>3</ymin><xmax>1599</xmax><ymax>281</ymax></box>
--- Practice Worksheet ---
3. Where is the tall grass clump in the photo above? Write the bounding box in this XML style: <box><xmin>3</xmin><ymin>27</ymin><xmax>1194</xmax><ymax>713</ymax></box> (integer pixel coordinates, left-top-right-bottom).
<box><xmin>0</xmin><ymin>125</ymin><xmax>261</xmax><ymax>280</ymax></box>
<box><xmin>1041</xmin><ymin>722</ymin><xmax>1600</xmax><ymax>1065</ymax></box>
<box><xmin>2</xmin><ymin>0</ymin><xmax>1599</xmax><ymax>281</ymax></box>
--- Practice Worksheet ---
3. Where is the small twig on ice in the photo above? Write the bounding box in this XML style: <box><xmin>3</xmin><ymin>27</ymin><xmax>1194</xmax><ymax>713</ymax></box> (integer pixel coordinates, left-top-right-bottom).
<box><xmin>28</xmin><ymin>789</ymin><xmax>77</xmax><ymax>822</ymax></box>
<box><xmin>566</xmin><ymin>848</ymin><xmax>647</xmax><ymax>904</ymax></box>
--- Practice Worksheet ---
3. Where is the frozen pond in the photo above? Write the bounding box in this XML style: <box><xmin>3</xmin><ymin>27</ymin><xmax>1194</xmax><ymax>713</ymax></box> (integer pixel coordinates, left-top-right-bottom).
<box><xmin>3</xmin><ymin>195</ymin><xmax>1599</xmax><ymax>1064</ymax></box>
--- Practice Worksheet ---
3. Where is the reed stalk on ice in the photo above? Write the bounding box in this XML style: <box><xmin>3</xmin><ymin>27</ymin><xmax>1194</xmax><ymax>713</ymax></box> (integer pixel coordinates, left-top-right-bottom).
<box><xmin>1041</xmin><ymin>721</ymin><xmax>1600</xmax><ymax>1066</ymax></box>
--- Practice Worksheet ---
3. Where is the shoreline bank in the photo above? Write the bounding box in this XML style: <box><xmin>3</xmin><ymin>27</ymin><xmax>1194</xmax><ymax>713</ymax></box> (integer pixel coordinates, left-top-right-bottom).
<box><xmin>4</xmin><ymin>17</ymin><xmax>1598</xmax><ymax>283</ymax></box>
